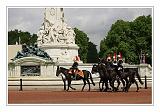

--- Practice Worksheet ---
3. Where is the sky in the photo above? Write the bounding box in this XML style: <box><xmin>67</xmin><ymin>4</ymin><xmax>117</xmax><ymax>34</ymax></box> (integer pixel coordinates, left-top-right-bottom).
<box><xmin>8</xmin><ymin>8</ymin><xmax>152</xmax><ymax>50</ymax></box>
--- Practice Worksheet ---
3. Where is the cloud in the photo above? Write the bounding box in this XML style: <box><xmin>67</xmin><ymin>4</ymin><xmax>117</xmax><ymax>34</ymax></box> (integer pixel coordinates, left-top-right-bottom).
<box><xmin>8</xmin><ymin>7</ymin><xmax>152</xmax><ymax>50</ymax></box>
<box><xmin>8</xmin><ymin>8</ymin><xmax>44</xmax><ymax>33</ymax></box>
<box><xmin>64</xmin><ymin>8</ymin><xmax>151</xmax><ymax>50</ymax></box>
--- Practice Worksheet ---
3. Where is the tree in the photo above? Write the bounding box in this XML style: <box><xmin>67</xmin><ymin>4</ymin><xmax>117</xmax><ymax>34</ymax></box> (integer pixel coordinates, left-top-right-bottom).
<box><xmin>87</xmin><ymin>42</ymin><xmax>98</xmax><ymax>63</ymax></box>
<box><xmin>131</xmin><ymin>15</ymin><xmax>152</xmax><ymax>64</ymax></box>
<box><xmin>74</xmin><ymin>28</ymin><xmax>89</xmax><ymax>63</ymax></box>
<box><xmin>99</xmin><ymin>15</ymin><xmax>152</xmax><ymax>65</ymax></box>
<box><xmin>8</xmin><ymin>29</ymin><xmax>38</xmax><ymax>45</ymax></box>
<box><xmin>74</xmin><ymin>28</ymin><xmax>98</xmax><ymax>63</ymax></box>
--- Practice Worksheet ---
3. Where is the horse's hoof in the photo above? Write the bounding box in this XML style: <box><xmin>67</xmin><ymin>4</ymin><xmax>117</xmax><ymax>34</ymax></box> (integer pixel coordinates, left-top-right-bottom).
<box><xmin>125</xmin><ymin>90</ymin><xmax>128</xmax><ymax>92</ymax></box>
<box><xmin>104</xmin><ymin>89</ymin><xmax>107</xmax><ymax>92</ymax></box>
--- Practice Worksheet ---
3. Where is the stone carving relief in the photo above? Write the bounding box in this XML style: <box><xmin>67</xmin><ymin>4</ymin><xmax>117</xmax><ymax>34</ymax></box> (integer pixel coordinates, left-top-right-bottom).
<box><xmin>37</xmin><ymin>8</ymin><xmax>76</xmax><ymax>46</ymax></box>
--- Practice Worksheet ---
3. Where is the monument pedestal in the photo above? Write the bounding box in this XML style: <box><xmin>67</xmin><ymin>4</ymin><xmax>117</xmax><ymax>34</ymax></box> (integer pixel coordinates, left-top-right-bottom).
<box><xmin>40</xmin><ymin>44</ymin><xmax>80</xmax><ymax>63</ymax></box>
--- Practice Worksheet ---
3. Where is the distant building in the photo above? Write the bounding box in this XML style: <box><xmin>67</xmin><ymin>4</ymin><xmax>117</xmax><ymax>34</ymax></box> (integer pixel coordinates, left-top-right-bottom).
<box><xmin>8</xmin><ymin>45</ymin><xmax>22</xmax><ymax>63</ymax></box>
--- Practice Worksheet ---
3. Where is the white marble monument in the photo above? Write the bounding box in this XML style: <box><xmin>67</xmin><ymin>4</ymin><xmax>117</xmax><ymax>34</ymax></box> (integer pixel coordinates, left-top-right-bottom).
<box><xmin>37</xmin><ymin>8</ymin><xmax>80</xmax><ymax>63</ymax></box>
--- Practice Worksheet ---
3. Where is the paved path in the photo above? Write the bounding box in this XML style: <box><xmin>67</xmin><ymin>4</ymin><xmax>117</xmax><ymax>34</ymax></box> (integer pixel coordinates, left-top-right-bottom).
<box><xmin>8</xmin><ymin>88</ymin><xmax>152</xmax><ymax>104</ymax></box>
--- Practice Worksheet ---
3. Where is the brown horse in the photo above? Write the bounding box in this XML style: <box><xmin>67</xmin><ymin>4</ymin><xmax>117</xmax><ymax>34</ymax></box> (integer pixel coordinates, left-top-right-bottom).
<box><xmin>56</xmin><ymin>66</ymin><xmax>95</xmax><ymax>91</ymax></box>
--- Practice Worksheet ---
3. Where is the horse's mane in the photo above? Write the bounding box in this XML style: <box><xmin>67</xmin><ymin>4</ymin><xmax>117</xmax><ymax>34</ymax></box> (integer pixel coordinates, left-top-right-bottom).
<box><xmin>60</xmin><ymin>67</ymin><xmax>69</xmax><ymax>71</ymax></box>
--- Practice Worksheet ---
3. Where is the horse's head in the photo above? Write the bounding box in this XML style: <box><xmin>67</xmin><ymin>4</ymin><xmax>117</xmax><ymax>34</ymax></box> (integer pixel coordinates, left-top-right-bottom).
<box><xmin>56</xmin><ymin>66</ymin><xmax>61</xmax><ymax>77</ymax></box>
<box><xmin>118</xmin><ymin>60</ymin><xmax>123</xmax><ymax>65</ymax></box>
<box><xmin>91</xmin><ymin>64</ymin><xmax>98</xmax><ymax>74</ymax></box>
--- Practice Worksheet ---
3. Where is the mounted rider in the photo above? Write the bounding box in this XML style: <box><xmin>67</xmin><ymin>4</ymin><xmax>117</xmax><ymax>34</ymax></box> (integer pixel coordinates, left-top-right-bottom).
<box><xmin>112</xmin><ymin>52</ymin><xmax>118</xmax><ymax>69</ymax></box>
<box><xmin>105</xmin><ymin>54</ymin><xmax>113</xmax><ymax>70</ymax></box>
<box><xmin>68</xmin><ymin>55</ymin><xmax>84</xmax><ymax>79</ymax></box>
<box><xmin>117</xmin><ymin>52</ymin><xmax>123</xmax><ymax>71</ymax></box>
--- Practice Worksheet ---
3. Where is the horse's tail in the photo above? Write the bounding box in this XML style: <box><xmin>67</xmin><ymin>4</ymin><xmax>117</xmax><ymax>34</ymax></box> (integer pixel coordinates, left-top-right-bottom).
<box><xmin>88</xmin><ymin>71</ymin><xmax>95</xmax><ymax>86</ymax></box>
<box><xmin>136</xmin><ymin>71</ymin><xmax>144</xmax><ymax>85</ymax></box>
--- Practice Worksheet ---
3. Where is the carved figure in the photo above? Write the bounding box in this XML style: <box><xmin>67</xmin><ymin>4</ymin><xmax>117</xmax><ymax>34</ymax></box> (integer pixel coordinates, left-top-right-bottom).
<box><xmin>37</xmin><ymin>8</ymin><xmax>76</xmax><ymax>46</ymax></box>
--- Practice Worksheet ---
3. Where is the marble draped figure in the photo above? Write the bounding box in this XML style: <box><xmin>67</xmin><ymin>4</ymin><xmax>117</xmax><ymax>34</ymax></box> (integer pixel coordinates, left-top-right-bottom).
<box><xmin>37</xmin><ymin>8</ymin><xmax>76</xmax><ymax>45</ymax></box>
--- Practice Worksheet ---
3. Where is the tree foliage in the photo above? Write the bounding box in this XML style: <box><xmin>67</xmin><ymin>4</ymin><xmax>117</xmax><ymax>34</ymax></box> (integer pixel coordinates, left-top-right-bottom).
<box><xmin>87</xmin><ymin>42</ymin><xmax>99</xmax><ymax>63</ymax></box>
<box><xmin>74</xmin><ymin>28</ymin><xmax>98</xmax><ymax>63</ymax></box>
<box><xmin>99</xmin><ymin>15</ymin><xmax>152</xmax><ymax>65</ymax></box>
<box><xmin>8</xmin><ymin>29</ymin><xmax>38</xmax><ymax>45</ymax></box>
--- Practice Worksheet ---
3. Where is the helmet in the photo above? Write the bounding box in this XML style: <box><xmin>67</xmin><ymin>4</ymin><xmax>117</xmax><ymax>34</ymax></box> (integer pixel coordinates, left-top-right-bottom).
<box><xmin>107</xmin><ymin>57</ymin><xmax>111</xmax><ymax>61</ymax></box>
<box><xmin>73</xmin><ymin>55</ymin><xmax>80</xmax><ymax>62</ymax></box>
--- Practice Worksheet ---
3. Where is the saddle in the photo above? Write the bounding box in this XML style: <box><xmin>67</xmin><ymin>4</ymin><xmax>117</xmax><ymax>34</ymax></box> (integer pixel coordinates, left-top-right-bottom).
<box><xmin>75</xmin><ymin>70</ymin><xmax>84</xmax><ymax>78</ymax></box>
<box><xmin>68</xmin><ymin>69</ymin><xmax>84</xmax><ymax>78</ymax></box>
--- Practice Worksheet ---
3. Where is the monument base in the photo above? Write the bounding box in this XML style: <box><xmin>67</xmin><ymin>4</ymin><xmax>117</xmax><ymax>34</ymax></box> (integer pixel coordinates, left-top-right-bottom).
<box><xmin>39</xmin><ymin>44</ymin><xmax>82</xmax><ymax>63</ymax></box>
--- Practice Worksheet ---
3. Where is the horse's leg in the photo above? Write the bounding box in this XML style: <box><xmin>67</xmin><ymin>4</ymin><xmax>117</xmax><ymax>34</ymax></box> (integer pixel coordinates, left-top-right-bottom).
<box><xmin>86</xmin><ymin>79</ymin><xmax>91</xmax><ymax>91</ymax></box>
<box><xmin>69</xmin><ymin>80</ymin><xmax>76</xmax><ymax>90</ymax></box>
<box><xmin>66</xmin><ymin>79</ymin><xmax>70</xmax><ymax>91</ymax></box>
<box><xmin>70</xmin><ymin>86</ymin><xmax>76</xmax><ymax>90</ymax></box>
<box><xmin>120</xmin><ymin>78</ymin><xmax>126</xmax><ymax>91</ymax></box>
<box><xmin>63</xmin><ymin>80</ymin><xmax>66</xmax><ymax>90</ymax></box>
<box><xmin>134</xmin><ymin>80</ymin><xmax>139</xmax><ymax>92</ymax></box>
<box><xmin>81</xmin><ymin>79</ymin><xmax>86</xmax><ymax>91</ymax></box>
<box><xmin>109</xmin><ymin>80</ymin><xmax>114</xmax><ymax>92</ymax></box>
<box><xmin>124</xmin><ymin>78</ymin><xmax>129</xmax><ymax>92</ymax></box>
<box><xmin>61</xmin><ymin>76</ymin><xmax>66</xmax><ymax>90</ymax></box>
<box><xmin>126</xmin><ymin>81</ymin><xmax>132</xmax><ymax>92</ymax></box>
<box><xmin>104</xmin><ymin>81</ymin><xmax>109</xmax><ymax>92</ymax></box>
<box><xmin>110</xmin><ymin>79</ymin><xmax>117</xmax><ymax>92</ymax></box>
<box><xmin>101</xmin><ymin>81</ymin><xmax>105</xmax><ymax>91</ymax></box>
<box><xmin>116</xmin><ymin>79</ymin><xmax>120</xmax><ymax>91</ymax></box>
<box><xmin>99</xmin><ymin>79</ymin><xmax>103</xmax><ymax>91</ymax></box>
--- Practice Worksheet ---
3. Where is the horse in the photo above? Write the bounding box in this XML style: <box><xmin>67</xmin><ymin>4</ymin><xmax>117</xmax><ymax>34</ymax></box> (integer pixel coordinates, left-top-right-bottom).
<box><xmin>56</xmin><ymin>66</ymin><xmax>95</xmax><ymax>91</ymax></box>
<box><xmin>97</xmin><ymin>59</ymin><xmax>126</xmax><ymax>92</ymax></box>
<box><xmin>91</xmin><ymin>63</ymin><xmax>118</xmax><ymax>92</ymax></box>
<box><xmin>123</xmin><ymin>68</ymin><xmax>144</xmax><ymax>92</ymax></box>
<box><xmin>106</xmin><ymin>62</ymin><xmax>144</xmax><ymax>92</ymax></box>
<box><xmin>91</xmin><ymin>64</ymin><xmax>108</xmax><ymax>91</ymax></box>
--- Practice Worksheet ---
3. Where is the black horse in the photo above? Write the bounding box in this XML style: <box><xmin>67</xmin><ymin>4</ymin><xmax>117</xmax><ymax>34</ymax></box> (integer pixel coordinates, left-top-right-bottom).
<box><xmin>91</xmin><ymin>63</ymin><xmax>118</xmax><ymax>92</ymax></box>
<box><xmin>123</xmin><ymin>68</ymin><xmax>144</xmax><ymax>92</ymax></box>
<box><xmin>92</xmin><ymin>61</ymin><xmax>143</xmax><ymax>92</ymax></box>
<box><xmin>56</xmin><ymin>66</ymin><xmax>95</xmax><ymax>91</ymax></box>
<box><xmin>106</xmin><ymin>62</ymin><xmax>144</xmax><ymax>92</ymax></box>
<box><xmin>91</xmin><ymin>64</ymin><xmax>108</xmax><ymax>91</ymax></box>
<box><xmin>104</xmin><ymin>61</ymin><xmax>127</xmax><ymax>91</ymax></box>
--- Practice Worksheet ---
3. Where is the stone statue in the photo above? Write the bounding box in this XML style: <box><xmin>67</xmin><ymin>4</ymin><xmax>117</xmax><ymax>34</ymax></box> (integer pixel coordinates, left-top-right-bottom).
<box><xmin>37</xmin><ymin>8</ymin><xmax>76</xmax><ymax>46</ymax></box>
<box><xmin>66</xmin><ymin>27</ymin><xmax>75</xmax><ymax>44</ymax></box>
<box><xmin>36</xmin><ymin>8</ymin><xmax>80</xmax><ymax>63</ymax></box>
<box><xmin>33</xmin><ymin>44</ymin><xmax>52</xmax><ymax>60</ymax></box>
<box><xmin>37</xmin><ymin>23</ymin><xmax>49</xmax><ymax>45</ymax></box>
<box><xmin>12</xmin><ymin>44</ymin><xmax>52</xmax><ymax>61</ymax></box>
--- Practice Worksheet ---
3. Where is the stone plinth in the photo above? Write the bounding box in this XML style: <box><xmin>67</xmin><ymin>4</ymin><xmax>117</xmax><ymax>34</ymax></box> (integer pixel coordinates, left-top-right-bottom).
<box><xmin>40</xmin><ymin>44</ymin><xmax>79</xmax><ymax>63</ymax></box>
